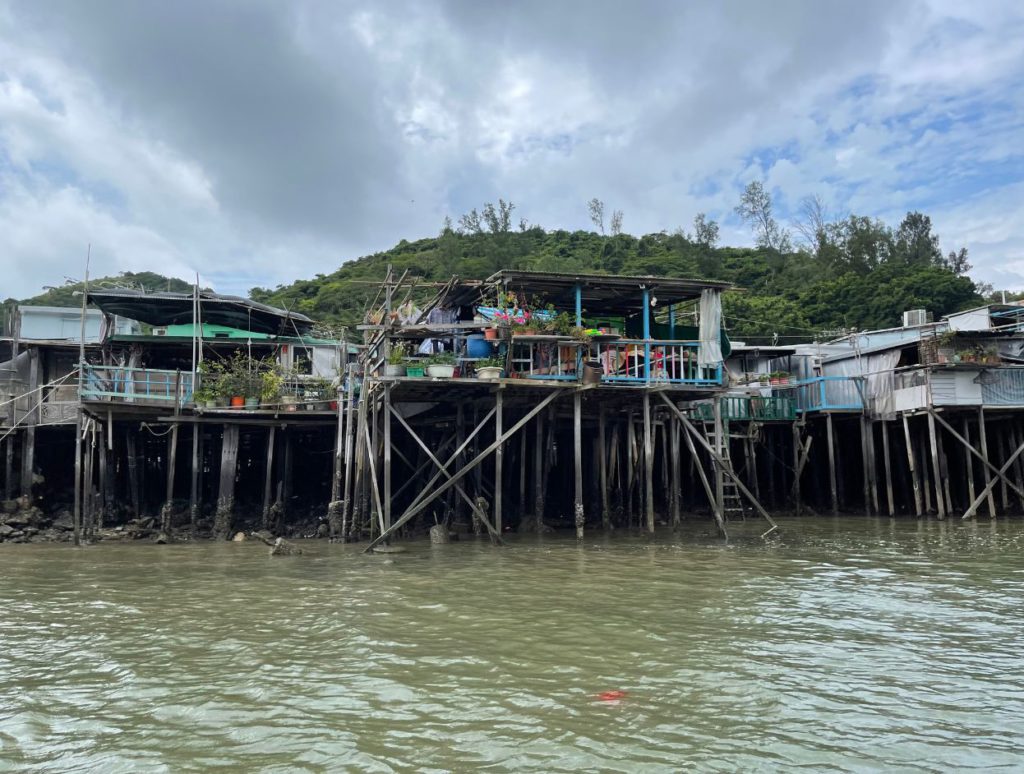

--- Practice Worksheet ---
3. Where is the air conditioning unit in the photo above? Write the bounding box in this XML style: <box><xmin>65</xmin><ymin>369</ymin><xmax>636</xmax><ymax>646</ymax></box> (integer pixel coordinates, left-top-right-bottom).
<box><xmin>152</xmin><ymin>327</ymin><xmax>167</xmax><ymax>336</ymax></box>
<box><xmin>903</xmin><ymin>309</ymin><xmax>928</xmax><ymax>327</ymax></box>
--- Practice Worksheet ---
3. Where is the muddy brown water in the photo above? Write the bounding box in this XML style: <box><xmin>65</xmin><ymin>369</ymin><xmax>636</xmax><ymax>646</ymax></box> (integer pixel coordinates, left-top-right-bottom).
<box><xmin>2</xmin><ymin>517</ymin><xmax>1023</xmax><ymax>772</ymax></box>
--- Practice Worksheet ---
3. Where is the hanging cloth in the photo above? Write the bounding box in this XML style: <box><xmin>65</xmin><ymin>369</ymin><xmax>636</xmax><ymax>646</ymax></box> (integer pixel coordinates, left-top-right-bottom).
<box><xmin>697</xmin><ymin>289</ymin><xmax>723</xmax><ymax>366</ymax></box>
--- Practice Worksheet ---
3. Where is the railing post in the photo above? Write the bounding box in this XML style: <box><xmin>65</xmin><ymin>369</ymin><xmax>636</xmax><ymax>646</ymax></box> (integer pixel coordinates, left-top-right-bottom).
<box><xmin>819</xmin><ymin>378</ymin><xmax>827</xmax><ymax>411</ymax></box>
<box><xmin>642</xmin><ymin>287</ymin><xmax>651</xmax><ymax>383</ymax></box>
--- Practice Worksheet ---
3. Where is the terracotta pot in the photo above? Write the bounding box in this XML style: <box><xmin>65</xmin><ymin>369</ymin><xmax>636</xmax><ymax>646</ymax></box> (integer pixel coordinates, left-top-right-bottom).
<box><xmin>484</xmin><ymin>328</ymin><xmax>498</xmax><ymax>341</ymax></box>
<box><xmin>230</xmin><ymin>396</ymin><xmax>245</xmax><ymax>407</ymax></box>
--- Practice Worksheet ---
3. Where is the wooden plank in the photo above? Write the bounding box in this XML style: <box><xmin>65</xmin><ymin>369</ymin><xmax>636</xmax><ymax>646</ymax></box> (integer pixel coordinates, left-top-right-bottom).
<box><xmin>963</xmin><ymin>435</ymin><xmax>1024</xmax><ymax>519</ymax></box>
<box><xmin>262</xmin><ymin>426</ymin><xmax>276</xmax><ymax>528</ymax></box>
<box><xmin>215</xmin><ymin>424</ymin><xmax>240</xmax><ymax>539</ymax></box>
<box><xmin>598</xmin><ymin>406</ymin><xmax>610</xmax><ymax>529</ymax></box>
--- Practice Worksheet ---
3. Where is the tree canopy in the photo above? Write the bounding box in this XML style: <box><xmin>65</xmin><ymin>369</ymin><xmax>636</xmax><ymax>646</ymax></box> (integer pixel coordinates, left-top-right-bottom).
<box><xmin>250</xmin><ymin>197</ymin><xmax>983</xmax><ymax>343</ymax></box>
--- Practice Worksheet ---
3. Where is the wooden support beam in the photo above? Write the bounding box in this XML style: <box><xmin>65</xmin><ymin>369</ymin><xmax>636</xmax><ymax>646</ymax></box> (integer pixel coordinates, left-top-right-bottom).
<box><xmin>677</xmin><ymin>404</ymin><xmax>726</xmax><ymax>537</ymax></box>
<box><xmin>978</xmin><ymin>407</ymin><xmax>995</xmax><ymax>516</ymax></box>
<box><xmin>860</xmin><ymin>416</ymin><xmax>871</xmax><ymax>516</ymax></box>
<box><xmin>388</xmin><ymin>408</ymin><xmax>502</xmax><ymax>542</ymax></box>
<box><xmin>366</xmin><ymin>387</ymin><xmax>568</xmax><ymax>552</ymax></box>
<box><xmin>533</xmin><ymin>409</ymin><xmax>544</xmax><ymax>532</ymax></box>
<box><xmin>791</xmin><ymin>422</ymin><xmax>803</xmax><ymax>514</ymax></box>
<box><xmin>126</xmin><ymin>430</ymin><xmax>142</xmax><ymax>519</ymax></box>
<box><xmin>262</xmin><ymin>426</ymin><xmax>276</xmax><ymax>530</ymax></box>
<box><xmin>927</xmin><ymin>409</ymin><xmax>1024</xmax><ymax>502</ymax></box>
<box><xmin>599</xmin><ymin>406</ymin><xmax>610</xmax><ymax>530</ymax></box>
<box><xmin>963</xmin><ymin>435</ymin><xmax>1024</xmax><ymax>519</ymax></box>
<box><xmin>215</xmin><ymin>424</ymin><xmax>240</xmax><ymax>539</ymax></box>
<box><xmin>643</xmin><ymin>392</ymin><xmax>654</xmax><ymax>533</ymax></box>
<box><xmin>657</xmin><ymin>394</ymin><xmax>778</xmax><ymax>537</ymax></box>
<box><xmin>383</xmin><ymin>383</ymin><xmax>392</xmax><ymax>532</ymax></box>
<box><xmin>882</xmin><ymin>420</ymin><xmax>895</xmax><ymax>517</ymax></box>
<box><xmin>713</xmin><ymin>398</ymin><xmax>724</xmax><ymax>518</ymax></box>
<box><xmin>575</xmin><ymin>389</ymin><xmax>585</xmax><ymax>539</ymax></box>
<box><xmin>670</xmin><ymin>414</ymin><xmax>681</xmax><ymax>530</ymax></box>
<box><xmin>826</xmin><ymin>413</ymin><xmax>838</xmax><ymax>516</ymax></box>
<box><xmin>161</xmin><ymin>423</ymin><xmax>179</xmax><ymax>533</ymax></box>
<box><xmin>962</xmin><ymin>416</ymin><xmax>976</xmax><ymax>511</ymax></box>
<box><xmin>495</xmin><ymin>389</ymin><xmax>504</xmax><ymax>535</ymax></box>
<box><xmin>190</xmin><ymin>425</ymin><xmax>201</xmax><ymax>537</ymax></box>
<box><xmin>902</xmin><ymin>414</ymin><xmax>923</xmax><ymax>516</ymax></box>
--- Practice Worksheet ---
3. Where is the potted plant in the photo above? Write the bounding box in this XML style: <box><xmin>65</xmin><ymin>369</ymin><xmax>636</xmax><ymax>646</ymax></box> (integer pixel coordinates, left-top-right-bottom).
<box><xmin>193</xmin><ymin>382</ymin><xmax>217</xmax><ymax>409</ymax></box>
<box><xmin>259</xmin><ymin>370</ymin><xmax>283</xmax><ymax>408</ymax></box>
<box><xmin>303</xmin><ymin>377</ymin><xmax>334</xmax><ymax>410</ymax></box>
<box><xmin>769</xmin><ymin>370</ymin><xmax>790</xmax><ymax>386</ymax></box>
<box><xmin>424</xmin><ymin>351</ymin><xmax>457</xmax><ymax>378</ymax></box>
<box><xmin>475</xmin><ymin>356</ymin><xmax>505</xmax><ymax>380</ymax></box>
<box><xmin>405</xmin><ymin>359</ymin><xmax>425</xmax><ymax>378</ymax></box>
<box><xmin>385</xmin><ymin>342</ymin><xmax>408</xmax><ymax>377</ymax></box>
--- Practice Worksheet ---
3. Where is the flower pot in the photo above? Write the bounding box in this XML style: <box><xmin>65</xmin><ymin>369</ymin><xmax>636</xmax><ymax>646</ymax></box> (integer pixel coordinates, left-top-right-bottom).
<box><xmin>281</xmin><ymin>395</ymin><xmax>298</xmax><ymax>413</ymax></box>
<box><xmin>215</xmin><ymin>397</ymin><xmax>229</xmax><ymax>408</ymax></box>
<box><xmin>230</xmin><ymin>396</ymin><xmax>245</xmax><ymax>408</ymax></box>
<box><xmin>426</xmin><ymin>365</ymin><xmax>456</xmax><ymax>378</ymax></box>
<box><xmin>406</xmin><ymin>366</ymin><xmax>425</xmax><ymax>378</ymax></box>
<box><xmin>244</xmin><ymin>397</ymin><xmax>259</xmax><ymax>409</ymax></box>
<box><xmin>329</xmin><ymin>400</ymin><xmax>339</xmax><ymax>410</ymax></box>
<box><xmin>476</xmin><ymin>366</ymin><xmax>503</xmax><ymax>380</ymax></box>
<box><xmin>484</xmin><ymin>328</ymin><xmax>498</xmax><ymax>341</ymax></box>
<box><xmin>384</xmin><ymin>364</ymin><xmax>406</xmax><ymax>377</ymax></box>
<box><xmin>204</xmin><ymin>399</ymin><xmax>218</xmax><ymax>409</ymax></box>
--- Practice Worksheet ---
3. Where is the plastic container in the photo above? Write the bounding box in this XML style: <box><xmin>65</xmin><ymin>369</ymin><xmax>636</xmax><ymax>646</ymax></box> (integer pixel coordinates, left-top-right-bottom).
<box><xmin>406</xmin><ymin>366</ymin><xmax>425</xmax><ymax>378</ymax></box>
<box><xmin>581</xmin><ymin>361</ymin><xmax>603</xmax><ymax>385</ymax></box>
<box><xmin>466</xmin><ymin>335</ymin><xmax>494</xmax><ymax>358</ymax></box>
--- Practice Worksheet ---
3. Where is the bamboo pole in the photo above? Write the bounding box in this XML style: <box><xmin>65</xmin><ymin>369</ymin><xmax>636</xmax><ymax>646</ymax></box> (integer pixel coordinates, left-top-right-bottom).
<box><xmin>262</xmin><ymin>426</ymin><xmax>276</xmax><ymax>530</ymax></box>
<box><xmin>881</xmin><ymin>420</ymin><xmax>895</xmax><ymax>516</ymax></box>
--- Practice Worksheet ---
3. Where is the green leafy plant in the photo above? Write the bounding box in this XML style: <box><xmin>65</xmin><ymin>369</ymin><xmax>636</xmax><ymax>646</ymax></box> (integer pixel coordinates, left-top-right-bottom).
<box><xmin>476</xmin><ymin>355</ymin><xmax>505</xmax><ymax>369</ymax></box>
<box><xmin>387</xmin><ymin>341</ymin><xmax>408</xmax><ymax>365</ymax></box>
<box><xmin>424</xmin><ymin>351</ymin><xmax>457</xmax><ymax>366</ymax></box>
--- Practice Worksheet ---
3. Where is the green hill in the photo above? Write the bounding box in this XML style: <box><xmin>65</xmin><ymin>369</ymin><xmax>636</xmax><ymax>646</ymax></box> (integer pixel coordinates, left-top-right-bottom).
<box><xmin>250</xmin><ymin>213</ymin><xmax>981</xmax><ymax>343</ymax></box>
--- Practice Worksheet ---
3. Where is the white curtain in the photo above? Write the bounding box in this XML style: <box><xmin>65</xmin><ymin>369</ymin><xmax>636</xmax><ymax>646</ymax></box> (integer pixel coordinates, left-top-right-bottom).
<box><xmin>697</xmin><ymin>289</ymin><xmax>723</xmax><ymax>366</ymax></box>
<box><xmin>822</xmin><ymin>351</ymin><xmax>900</xmax><ymax>417</ymax></box>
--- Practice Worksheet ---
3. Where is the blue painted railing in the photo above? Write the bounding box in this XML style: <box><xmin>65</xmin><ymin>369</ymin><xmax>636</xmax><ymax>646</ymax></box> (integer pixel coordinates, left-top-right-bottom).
<box><xmin>511</xmin><ymin>338</ymin><xmax>723</xmax><ymax>386</ymax></box>
<box><xmin>775</xmin><ymin>376</ymin><xmax>864</xmax><ymax>413</ymax></box>
<box><xmin>81</xmin><ymin>365</ymin><xmax>194</xmax><ymax>405</ymax></box>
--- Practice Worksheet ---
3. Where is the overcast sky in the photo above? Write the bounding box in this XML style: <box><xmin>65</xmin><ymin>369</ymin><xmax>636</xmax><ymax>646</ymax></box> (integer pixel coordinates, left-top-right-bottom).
<box><xmin>2</xmin><ymin>0</ymin><xmax>1023</xmax><ymax>299</ymax></box>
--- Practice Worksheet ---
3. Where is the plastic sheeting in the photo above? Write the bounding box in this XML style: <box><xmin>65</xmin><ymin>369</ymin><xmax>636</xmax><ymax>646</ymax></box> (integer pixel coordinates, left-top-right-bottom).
<box><xmin>697</xmin><ymin>290</ymin><xmax>723</xmax><ymax>366</ymax></box>
<box><xmin>823</xmin><ymin>350</ymin><xmax>899</xmax><ymax>417</ymax></box>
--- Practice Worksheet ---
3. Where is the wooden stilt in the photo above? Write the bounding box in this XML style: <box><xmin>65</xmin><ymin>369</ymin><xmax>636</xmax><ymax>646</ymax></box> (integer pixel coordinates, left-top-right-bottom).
<box><xmin>936</xmin><ymin>419</ymin><xmax>953</xmax><ymax>516</ymax></box>
<box><xmin>866</xmin><ymin>418</ymin><xmax>879</xmax><ymax>514</ymax></box>
<box><xmin>126</xmin><ymin>430</ymin><xmax>141</xmax><ymax>519</ymax></box>
<box><xmin>963</xmin><ymin>435</ymin><xmax>1024</xmax><ymax>519</ymax></box>
<box><xmin>367</xmin><ymin>388</ymin><xmax>565</xmax><ymax>551</ymax></box>
<box><xmin>997</xmin><ymin>421</ymin><xmax>1010</xmax><ymax>511</ymax></box>
<box><xmin>214</xmin><ymin>424</ymin><xmax>240</xmax><ymax>539</ymax></box>
<box><xmin>161</xmin><ymin>423</ymin><xmax>179</xmax><ymax>533</ymax></box>
<box><xmin>826</xmin><ymin>413</ymin><xmax>838</xmax><ymax>516</ymax></box>
<box><xmin>190</xmin><ymin>425</ymin><xmax>201</xmax><ymax>536</ymax></box>
<box><xmin>860</xmin><ymin>416</ymin><xmax>871</xmax><ymax>516</ymax></box>
<box><xmin>341</xmin><ymin>374</ymin><xmax>357</xmax><ymax>537</ymax></box>
<box><xmin>97</xmin><ymin>427</ymin><xmax>109</xmax><ymax>530</ymax></box>
<box><xmin>574</xmin><ymin>389</ymin><xmax>585</xmax><ymax>539</ymax></box>
<box><xmin>626</xmin><ymin>409</ymin><xmax>637</xmax><ymax>526</ymax></box>
<box><xmin>643</xmin><ymin>392</ymin><xmax>654</xmax><ymax>533</ymax></box>
<box><xmin>882</xmin><ymin>420</ymin><xmax>895</xmax><ymax>516</ymax></box>
<box><xmin>977</xmin><ymin>408</ymin><xmax>995</xmax><ymax>517</ymax></box>
<box><xmin>262</xmin><ymin>426</ymin><xmax>276</xmax><ymax>530</ymax></box>
<box><xmin>791</xmin><ymin>422</ymin><xmax>802</xmax><ymax>514</ymax></box>
<box><xmin>1010</xmin><ymin>421</ymin><xmax>1024</xmax><ymax>512</ymax></box>
<box><xmin>902</xmin><ymin>415</ymin><xmax>922</xmax><ymax>516</ymax></box>
<box><xmin>495</xmin><ymin>388</ymin><xmax>504</xmax><ymax>535</ymax></box>
<box><xmin>383</xmin><ymin>383</ymin><xmax>392</xmax><ymax>532</ymax></box>
<box><xmin>962</xmin><ymin>415</ymin><xmax>976</xmax><ymax>512</ymax></box>
<box><xmin>518</xmin><ymin>425</ymin><xmax>527</xmax><ymax>525</ymax></box>
<box><xmin>533</xmin><ymin>410</ymin><xmax>544</xmax><ymax>532</ymax></box>
<box><xmin>598</xmin><ymin>405</ymin><xmax>610</xmax><ymax>530</ymax></box>
<box><xmin>670</xmin><ymin>413</ymin><xmax>681</xmax><ymax>530</ymax></box>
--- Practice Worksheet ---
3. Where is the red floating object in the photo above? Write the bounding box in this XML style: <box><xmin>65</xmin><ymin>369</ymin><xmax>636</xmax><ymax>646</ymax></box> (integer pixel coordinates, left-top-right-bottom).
<box><xmin>597</xmin><ymin>690</ymin><xmax>628</xmax><ymax>702</ymax></box>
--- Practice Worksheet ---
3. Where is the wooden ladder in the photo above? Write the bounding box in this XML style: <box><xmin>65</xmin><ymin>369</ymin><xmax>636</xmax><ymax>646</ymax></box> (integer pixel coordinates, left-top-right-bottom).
<box><xmin>699</xmin><ymin>418</ymin><xmax>748</xmax><ymax>521</ymax></box>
